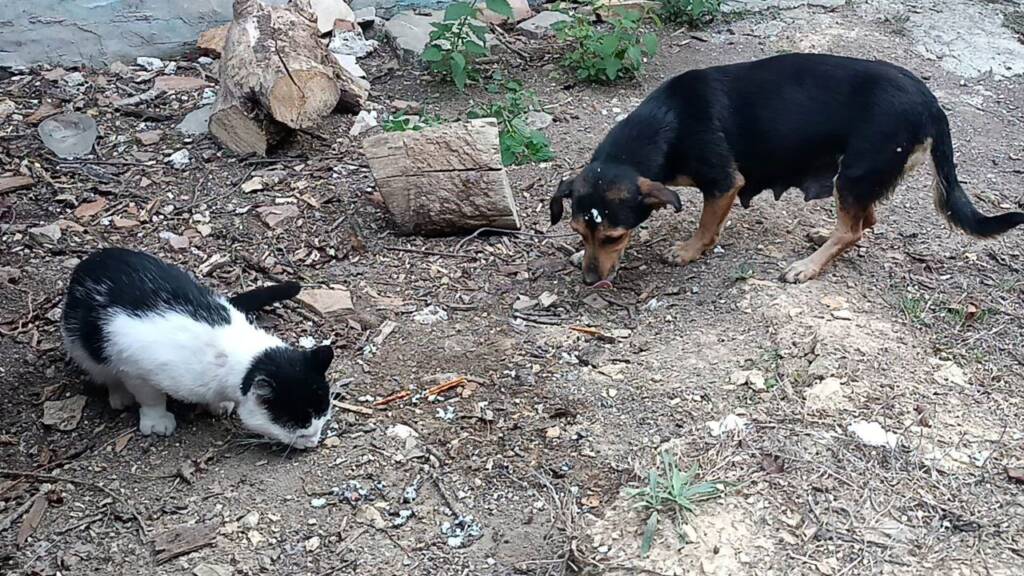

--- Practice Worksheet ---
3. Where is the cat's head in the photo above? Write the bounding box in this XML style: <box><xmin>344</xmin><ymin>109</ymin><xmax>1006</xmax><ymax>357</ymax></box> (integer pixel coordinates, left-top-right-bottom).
<box><xmin>238</xmin><ymin>345</ymin><xmax>334</xmax><ymax>449</ymax></box>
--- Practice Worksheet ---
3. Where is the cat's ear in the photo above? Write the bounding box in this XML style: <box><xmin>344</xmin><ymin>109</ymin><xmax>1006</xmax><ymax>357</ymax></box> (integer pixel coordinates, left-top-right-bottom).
<box><xmin>309</xmin><ymin>345</ymin><xmax>334</xmax><ymax>374</ymax></box>
<box><xmin>252</xmin><ymin>375</ymin><xmax>275</xmax><ymax>398</ymax></box>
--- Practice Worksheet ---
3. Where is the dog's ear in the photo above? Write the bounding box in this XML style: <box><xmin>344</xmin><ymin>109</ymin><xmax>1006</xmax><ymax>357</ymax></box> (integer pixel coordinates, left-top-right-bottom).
<box><xmin>638</xmin><ymin>178</ymin><xmax>681</xmax><ymax>212</ymax></box>
<box><xmin>549</xmin><ymin>177</ymin><xmax>575</xmax><ymax>225</ymax></box>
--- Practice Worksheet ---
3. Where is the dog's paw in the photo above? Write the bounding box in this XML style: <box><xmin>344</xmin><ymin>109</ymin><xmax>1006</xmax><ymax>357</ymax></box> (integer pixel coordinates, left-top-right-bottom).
<box><xmin>665</xmin><ymin>240</ymin><xmax>704</xmax><ymax>266</ymax></box>
<box><xmin>108</xmin><ymin>389</ymin><xmax>136</xmax><ymax>410</ymax></box>
<box><xmin>781</xmin><ymin>258</ymin><xmax>821</xmax><ymax>283</ymax></box>
<box><xmin>139</xmin><ymin>408</ymin><xmax>177</xmax><ymax>436</ymax></box>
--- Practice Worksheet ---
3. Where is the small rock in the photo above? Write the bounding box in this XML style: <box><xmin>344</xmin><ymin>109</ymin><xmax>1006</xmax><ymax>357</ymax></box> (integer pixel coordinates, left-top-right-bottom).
<box><xmin>545</xmin><ymin>426</ymin><xmax>561</xmax><ymax>438</ymax></box>
<box><xmin>304</xmin><ymin>536</ymin><xmax>321</xmax><ymax>552</ymax></box>
<box><xmin>311</xmin><ymin>0</ymin><xmax>356</xmax><ymax>34</ymax></box>
<box><xmin>848</xmin><ymin>420</ymin><xmax>899</xmax><ymax>448</ymax></box>
<box><xmin>240</xmin><ymin>511</ymin><xmax>260</xmax><ymax>529</ymax></box>
<box><xmin>354</xmin><ymin>506</ymin><xmax>388</xmax><ymax>530</ymax></box>
<box><xmin>830</xmin><ymin>309</ymin><xmax>854</xmax><ymax>321</ymax></box>
<box><xmin>513</xmin><ymin>295</ymin><xmax>537</xmax><ymax>311</ymax></box>
<box><xmin>387</xmin><ymin>424</ymin><xmax>419</xmax><ymax>440</ymax></box>
<box><xmin>42</xmin><ymin>395</ymin><xmax>87</xmax><ymax>430</ymax></box>
<box><xmin>820</xmin><ymin>294</ymin><xmax>848</xmax><ymax>309</ymax></box>
<box><xmin>525</xmin><ymin>110</ymin><xmax>552</xmax><ymax>130</ymax></box>
<box><xmin>246</xmin><ymin>530</ymin><xmax>265</xmax><ymax>546</ymax></box>
<box><xmin>241</xmin><ymin>177</ymin><xmax>267</xmax><ymax>193</ymax></box>
<box><xmin>136</xmin><ymin>130</ymin><xmax>163</xmax><ymax>146</ymax></box>
<box><xmin>296</xmin><ymin>288</ymin><xmax>354</xmax><ymax>316</ymax></box>
<box><xmin>200</xmin><ymin>88</ymin><xmax>217</xmax><ymax>106</ymax></box>
<box><xmin>256</xmin><ymin>203</ymin><xmax>301</xmax><ymax>228</ymax></box>
<box><xmin>329</xmin><ymin>29</ymin><xmax>379</xmax><ymax>58</ymax></box>
<box><xmin>109</xmin><ymin>61</ymin><xmax>133</xmax><ymax>76</ymax></box>
<box><xmin>516</xmin><ymin>11</ymin><xmax>571</xmax><ymax>39</ymax></box>
<box><xmin>392</xmin><ymin>509</ymin><xmax>413</xmax><ymax>527</ymax></box>
<box><xmin>706</xmin><ymin>414</ymin><xmax>750</xmax><ymax>437</ymax></box>
<box><xmin>729</xmin><ymin>369</ymin><xmax>765</xmax><ymax>390</ymax></box>
<box><xmin>193</xmin><ymin>564</ymin><xmax>232</xmax><ymax>576</ymax></box>
<box><xmin>61</xmin><ymin>71</ymin><xmax>87</xmax><ymax>87</ymax></box>
<box><xmin>477</xmin><ymin>0</ymin><xmax>532</xmax><ymax>23</ymax></box>
<box><xmin>164</xmin><ymin>62</ymin><xmax>178</xmax><ymax>75</ymax></box>
<box><xmin>0</xmin><ymin>267</ymin><xmax>21</xmax><ymax>284</ymax></box>
<box><xmin>0</xmin><ymin>99</ymin><xmax>15</xmax><ymax>118</ymax></box>
<box><xmin>413</xmin><ymin>305</ymin><xmax>448</xmax><ymax>325</ymax></box>
<box><xmin>538</xmin><ymin>291</ymin><xmax>558</xmax><ymax>308</ymax></box>
<box><xmin>931</xmin><ymin>359</ymin><xmax>967</xmax><ymax>386</ymax></box>
<box><xmin>403</xmin><ymin>484</ymin><xmax>418</xmax><ymax>503</ymax></box>
<box><xmin>333</xmin><ymin>54</ymin><xmax>366</xmax><ymax>79</ymax></box>
<box><xmin>38</xmin><ymin>113</ymin><xmax>98</xmax><ymax>159</ymax></box>
<box><xmin>166</xmin><ymin>149</ymin><xmax>191</xmax><ymax>169</ymax></box>
<box><xmin>804</xmin><ymin>377</ymin><xmax>847</xmax><ymax>411</ymax></box>
<box><xmin>349</xmin><ymin>110</ymin><xmax>379</xmax><ymax>136</ymax></box>
<box><xmin>391</xmin><ymin>99</ymin><xmax>422</xmax><ymax>114</ymax></box>
<box><xmin>176</xmin><ymin>105</ymin><xmax>214</xmax><ymax>136</ymax></box>
<box><xmin>440</xmin><ymin>516</ymin><xmax>482</xmax><ymax>549</ymax></box>
<box><xmin>136</xmin><ymin>57</ymin><xmax>165</xmax><ymax>71</ymax></box>
<box><xmin>310</xmin><ymin>498</ymin><xmax>328</xmax><ymax>509</ymax></box>
<box><xmin>29</xmin><ymin>223</ymin><xmax>62</xmax><ymax>244</ymax></box>
<box><xmin>159</xmin><ymin>231</ymin><xmax>190</xmax><ymax>250</ymax></box>
<box><xmin>323</xmin><ymin>436</ymin><xmax>342</xmax><ymax>448</ymax></box>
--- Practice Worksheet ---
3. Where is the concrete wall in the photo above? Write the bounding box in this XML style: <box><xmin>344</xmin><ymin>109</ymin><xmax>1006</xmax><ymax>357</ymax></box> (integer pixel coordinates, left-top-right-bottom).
<box><xmin>0</xmin><ymin>0</ymin><xmax>269</xmax><ymax>68</ymax></box>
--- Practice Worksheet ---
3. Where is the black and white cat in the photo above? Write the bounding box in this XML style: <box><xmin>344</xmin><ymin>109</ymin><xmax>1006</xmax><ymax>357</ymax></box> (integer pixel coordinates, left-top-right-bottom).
<box><xmin>61</xmin><ymin>248</ymin><xmax>333</xmax><ymax>449</ymax></box>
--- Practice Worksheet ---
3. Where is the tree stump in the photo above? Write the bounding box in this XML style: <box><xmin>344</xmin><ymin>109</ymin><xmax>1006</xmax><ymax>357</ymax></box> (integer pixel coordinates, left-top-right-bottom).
<box><xmin>363</xmin><ymin>119</ymin><xmax>521</xmax><ymax>236</ymax></box>
<box><xmin>210</xmin><ymin>0</ymin><xmax>368</xmax><ymax>155</ymax></box>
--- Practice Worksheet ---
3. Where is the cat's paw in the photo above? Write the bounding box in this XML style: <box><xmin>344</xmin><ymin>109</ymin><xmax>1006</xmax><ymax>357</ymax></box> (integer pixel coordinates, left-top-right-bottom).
<box><xmin>139</xmin><ymin>408</ymin><xmax>177</xmax><ymax>436</ymax></box>
<box><xmin>108</xmin><ymin>389</ymin><xmax>136</xmax><ymax>410</ymax></box>
<box><xmin>208</xmin><ymin>401</ymin><xmax>235</xmax><ymax>416</ymax></box>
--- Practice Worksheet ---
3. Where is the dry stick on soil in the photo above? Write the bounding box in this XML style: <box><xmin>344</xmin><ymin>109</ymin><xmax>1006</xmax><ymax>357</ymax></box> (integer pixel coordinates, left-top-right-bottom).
<box><xmin>453</xmin><ymin>227</ymin><xmax>577</xmax><ymax>253</ymax></box>
<box><xmin>331</xmin><ymin>399</ymin><xmax>373</xmax><ymax>416</ymax></box>
<box><xmin>0</xmin><ymin>489</ymin><xmax>41</xmax><ymax>534</ymax></box>
<box><xmin>525</xmin><ymin>469</ymin><xmax>601</xmax><ymax>575</ymax></box>
<box><xmin>425</xmin><ymin>376</ymin><xmax>466</xmax><ymax>397</ymax></box>
<box><xmin>384</xmin><ymin>245</ymin><xmax>478</xmax><ymax>259</ymax></box>
<box><xmin>0</xmin><ymin>469</ymin><xmax>150</xmax><ymax>540</ymax></box>
<box><xmin>372</xmin><ymin>390</ymin><xmax>412</xmax><ymax>407</ymax></box>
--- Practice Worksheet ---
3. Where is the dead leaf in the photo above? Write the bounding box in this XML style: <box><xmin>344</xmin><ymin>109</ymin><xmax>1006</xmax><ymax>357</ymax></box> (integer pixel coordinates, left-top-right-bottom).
<box><xmin>41</xmin><ymin>395</ymin><xmax>87</xmax><ymax>431</ymax></box>
<box><xmin>16</xmin><ymin>494</ymin><xmax>48</xmax><ymax>547</ymax></box>
<box><xmin>74</xmin><ymin>197</ymin><xmax>108</xmax><ymax>219</ymax></box>
<box><xmin>25</xmin><ymin>101</ymin><xmax>61</xmax><ymax>124</ymax></box>
<box><xmin>0</xmin><ymin>176</ymin><xmax>35</xmax><ymax>194</ymax></box>
<box><xmin>761</xmin><ymin>454</ymin><xmax>785</xmax><ymax>474</ymax></box>
<box><xmin>296</xmin><ymin>288</ymin><xmax>353</xmax><ymax>316</ymax></box>
<box><xmin>964</xmin><ymin>302</ymin><xmax>980</xmax><ymax>323</ymax></box>
<box><xmin>113</xmin><ymin>217</ymin><xmax>141</xmax><ymax>229</ymax></box>
<box><xmin>152</xmin><ymin>521</ymin><xmax>218</xmax><ymax>564</ymax></box>
<box><xmin>256</xmin><ymin>204</ymin><xmax>300</xmax><ymax>228</ymax></box>
<box><xmin>114</xmin><ymin>432</ymin><xmax>132</xmax><ymax>453</ymax></box>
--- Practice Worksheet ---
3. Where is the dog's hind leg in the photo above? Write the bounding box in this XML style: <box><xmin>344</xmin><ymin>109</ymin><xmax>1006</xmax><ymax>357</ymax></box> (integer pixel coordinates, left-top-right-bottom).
<box><xmin>781</xmin><ymin>201</ymin><xmax>866</xmax><ymax>283</ymax></box>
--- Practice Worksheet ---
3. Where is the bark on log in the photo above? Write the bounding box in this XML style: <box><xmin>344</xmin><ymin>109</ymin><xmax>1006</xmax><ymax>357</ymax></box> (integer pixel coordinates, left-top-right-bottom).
<box><xmin>363</xmin><ymin>119</ymin><xmax>521</xmax><ymax>236</ymax></box>
<box><xmin>210</xmin><ymin>0</ymin><xmax>367</xmax><ymax>155</ymax></box>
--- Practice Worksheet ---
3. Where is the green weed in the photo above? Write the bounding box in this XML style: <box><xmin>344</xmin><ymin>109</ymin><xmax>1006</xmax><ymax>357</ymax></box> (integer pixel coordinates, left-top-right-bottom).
<box><xmin>422</xmin><ymin>0</ymin><xmax>512</xmax><ymax>90</ymax></box>
<box><xmin>657</xmin><ymin>0</ymin><xmax>721</xmax><ymax>28</ymax></box>
<box><xmin>554</xmin><ymin>7</ymin><xmax>659</xmax><ymax>83</ymax></box>
<box><xmin>470</xmin><ymin>81</ymin><xmax>555</xmax><ymax>166</ymax></box>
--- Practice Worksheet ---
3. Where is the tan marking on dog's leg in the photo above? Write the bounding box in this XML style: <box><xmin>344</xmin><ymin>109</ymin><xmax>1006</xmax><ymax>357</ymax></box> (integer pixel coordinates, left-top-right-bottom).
<box><xmin>862</xmin><ymin>205</ymin><xmax>876</xmax><ymax>230</ymax></box>
<box><xmin>902</xmin><ymin>138</ymin><xmax>932</xmax><ymax>177</ymax></box>
<box><xmin>666</xmin><ymin>175</ymin><xmax>744</xmax><ymax>266</ymax></box>
<box><xmin>782</xmin><ymin>204</ymin><xmax>864</xmax><ymax>283</ymax></box>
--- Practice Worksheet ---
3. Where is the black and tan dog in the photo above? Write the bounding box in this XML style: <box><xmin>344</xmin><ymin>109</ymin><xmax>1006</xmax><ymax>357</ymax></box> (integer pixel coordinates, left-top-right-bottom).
<box><xmin>551</xmin><ymin>53</ymin><xmax>1024</xmax><ymax>286</ymax></box>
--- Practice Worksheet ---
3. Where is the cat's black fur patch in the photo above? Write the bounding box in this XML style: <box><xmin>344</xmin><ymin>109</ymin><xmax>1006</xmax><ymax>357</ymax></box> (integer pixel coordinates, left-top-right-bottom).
<box><xmin>63</xmin><ymin>248</ymin><xmax>231</xmax><ymax>364</ymax></box>
<box><xmin>241</xmin><ymin>345</ymin><xmax>333</xmax><ymax>430</ymax></box>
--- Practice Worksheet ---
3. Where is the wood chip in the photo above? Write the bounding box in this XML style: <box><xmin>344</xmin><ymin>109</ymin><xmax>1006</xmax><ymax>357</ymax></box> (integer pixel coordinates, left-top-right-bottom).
<box><xmin>41</xmin><ymin>395</ymin><xmax>87</xmax><ymax>431</ymax></box>
<box><xmin>426</xmin><ymin>376</ymin><xmax>466</xmax><ymax>397</ymax></box>
<box><xmin>373</xmin><ymin>390</ymin><xmax>411</xmax><ymax>407</ymax></box>
<box><xmin>74</xmin><ymin>197</ymin><xmax>108</xmax><ymax>219</ymax></box>
<box><xmin>296</xmin><ymin>288</ymin><xmax>353</xmax><ymax>316</ymax></box>
<box><xmin>331</xmin><ymin>400</ymin><xmax>373</xmax><ymax>415</ymax></box>
<box><xmin>0</xmin><ymin>176</ymin><xmax>34</xmax><ymax>194</ymax></box>
<box><xmin>114</xmin><ymin>431</ymin><xmax>133</xmax><ymax>453</ymax></box>
<box><xmin>152</xmin><ymin>521</ymin><xmax>218</xmax><ymax>564</ymax></box>
<box><xmin>16</xmin><ymin>494</ymin><xmax>47</xmax><ymax>547</ymax></box>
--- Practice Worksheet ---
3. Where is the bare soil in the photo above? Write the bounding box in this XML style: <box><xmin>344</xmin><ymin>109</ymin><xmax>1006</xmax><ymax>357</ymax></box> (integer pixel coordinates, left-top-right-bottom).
<box><xmin>2</xmin><ymin>2</ymin><xmax>1023</xmax><ymax>576</ymax></box>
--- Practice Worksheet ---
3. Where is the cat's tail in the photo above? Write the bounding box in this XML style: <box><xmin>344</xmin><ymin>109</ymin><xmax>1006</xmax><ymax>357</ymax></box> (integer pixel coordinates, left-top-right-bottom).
<box><xmin>229</xmin><ymin>281</ymin><xmax>302</xmax><ymax>313</ymax></box>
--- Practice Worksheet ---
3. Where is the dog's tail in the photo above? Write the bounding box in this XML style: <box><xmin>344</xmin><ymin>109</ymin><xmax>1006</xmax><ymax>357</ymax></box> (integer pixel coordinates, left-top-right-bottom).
<box><xmin>930</xmin><ymin>109</ymin><xmax>1024</xmax><ymax>237</ymax></box>
<box><xmin>229</xmin><ymin>281</ymin><xmax>301</xmax><ymax>313</ymax></box>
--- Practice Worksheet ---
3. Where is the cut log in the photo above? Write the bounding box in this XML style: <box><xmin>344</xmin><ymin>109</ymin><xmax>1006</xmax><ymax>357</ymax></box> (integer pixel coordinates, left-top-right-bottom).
<box><xmin>363</xmin><ymin>119</ymin><xmax>521</xmax><ymax>236</ymax></box>
<box><xmin>210</xmin><ymin>0</ymin><xmax>367</xmax><ymax>155</ymax></box>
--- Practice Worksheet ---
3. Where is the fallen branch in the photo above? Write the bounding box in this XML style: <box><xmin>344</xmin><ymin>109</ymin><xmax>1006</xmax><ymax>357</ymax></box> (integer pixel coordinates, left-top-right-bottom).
<box><xmin>373</xmin><ymin>390</ymin><xmax>412</xmax><ymax>407</ymax></box>
<box><xmin>426</xmin><ymin>376</ymin><xmax>466</xmax><ymax>397</ymax></box>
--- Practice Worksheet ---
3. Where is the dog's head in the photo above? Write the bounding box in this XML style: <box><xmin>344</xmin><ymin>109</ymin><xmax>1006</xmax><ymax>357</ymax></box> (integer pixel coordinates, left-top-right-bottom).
<box><xmin>550</xmin><ymin>163</ymin><xmax>681</xmax><ymax>286</ymax></box>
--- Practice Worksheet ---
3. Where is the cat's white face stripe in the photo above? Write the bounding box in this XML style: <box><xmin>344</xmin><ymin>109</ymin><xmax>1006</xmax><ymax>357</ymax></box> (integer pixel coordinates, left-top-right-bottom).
<box><xmin>236</xmin><ymin>395</ymin><xmax>329</xmax><ymax>450</ymax></box>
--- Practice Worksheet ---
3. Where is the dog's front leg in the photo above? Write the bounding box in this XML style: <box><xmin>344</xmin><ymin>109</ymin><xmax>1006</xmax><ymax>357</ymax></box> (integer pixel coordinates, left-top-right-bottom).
<box><xmin>666</xmin><ymin>176</ymin><xmax>743</xmax><ymax>266</ymax></box>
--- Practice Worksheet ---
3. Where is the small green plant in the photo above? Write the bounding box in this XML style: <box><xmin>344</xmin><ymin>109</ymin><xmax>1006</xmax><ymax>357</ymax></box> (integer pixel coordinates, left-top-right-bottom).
<box><xmin>731</xmin><ymin>262</ymin><xmax>755</xmax><ymax>282</ymax></box>
<box><xmin>626</xmin><ymin>453</ymin><xmax>727</xmax><ymax>556</ymax></box>
<box><xmin>422</xmin><ymin>0</ymin><xmax>512</xmax><ymax>90</ymax></box>
<box><xmin>381</xmin><ymin>111</ymin><xmax>444</xmax><ymax>133</ymax></box>
<box><xmin>657</xmin><ymin>0</ymin><xmax>721</xmax><ymax>28</ymax></box>
<box><xmin>900</xmin><ymin>295</ymin><xmax>927</xmax><ymax>324</ymax></box>
<box><xmin>554</xmin><ymin>8</ymin><xmax>659</xmax><ymax>83</ymax></box>
<box><xmin>470</xmin><ymin>82</ymin><xmax>555</xmax><ymax>166</ymax></box>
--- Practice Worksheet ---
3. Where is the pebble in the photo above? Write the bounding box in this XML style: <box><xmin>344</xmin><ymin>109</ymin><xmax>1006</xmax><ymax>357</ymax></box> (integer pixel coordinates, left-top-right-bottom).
<box><xmin>136</xmin><ymin>56</ymin><xmax>165</xmax><ymax>71</ymax></box>
<box><xmin>310</xmin><ymin>498</ymin><xmax>328</xmax><ymax>509</ymax></box>
<box><xmin>166</xmin><ymin>149</ymin><xmax>191</xmax><ymax>169</ymax></box>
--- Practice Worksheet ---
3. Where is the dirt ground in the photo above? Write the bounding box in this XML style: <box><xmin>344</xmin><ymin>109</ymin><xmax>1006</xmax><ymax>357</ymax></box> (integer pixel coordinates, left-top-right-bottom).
<box><xmin>2</xmin><ymin>1</ymin><xmax>1023</xmax><ymax>575</ymax></box>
